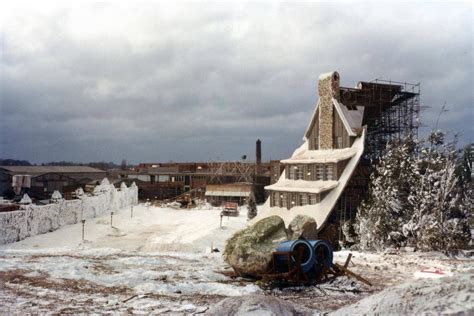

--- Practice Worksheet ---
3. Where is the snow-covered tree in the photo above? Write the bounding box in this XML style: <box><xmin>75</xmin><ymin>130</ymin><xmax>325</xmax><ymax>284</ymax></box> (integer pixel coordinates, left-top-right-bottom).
<box><xmin>50</xmin><ymin>190</ymin><xmax>64</xmax><ymax>204</ymax></box>
<box><xmin>247</xmin><ymin>192</ymin><xmax>257</xmax><ymax>220</ymax></box>
<box><xmin>357</xmin><ymin>131</ymin><xmax>471</xmax><ymax>252</ymax></box>
<box><xmin>357</xmin><ymin>134</ymin><xmax>419</xmax><ymax>250</ymax></box>
<box><xmin>409</xmin><ymin>132</ymin><xmax>471</xmax><ymax>251</ymax></box>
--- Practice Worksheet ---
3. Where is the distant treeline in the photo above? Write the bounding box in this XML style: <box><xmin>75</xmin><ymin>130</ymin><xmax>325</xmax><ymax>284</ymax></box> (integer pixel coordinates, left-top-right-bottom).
<box><xmin>0</xmin><ymin>159</ymin><xmax>128</xmax><ymax>171</ymax></box>
<box><xmin>0</xmin><ymin>159</ymin><xmax>32</xmax><ymax>166</ymax></box>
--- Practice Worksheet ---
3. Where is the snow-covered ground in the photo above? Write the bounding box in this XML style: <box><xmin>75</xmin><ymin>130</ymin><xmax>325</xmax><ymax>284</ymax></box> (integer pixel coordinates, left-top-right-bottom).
<box><xmin>0</xmin><ymin>204</ymin><xmax>472</xmax><ymax>314</ymax></box>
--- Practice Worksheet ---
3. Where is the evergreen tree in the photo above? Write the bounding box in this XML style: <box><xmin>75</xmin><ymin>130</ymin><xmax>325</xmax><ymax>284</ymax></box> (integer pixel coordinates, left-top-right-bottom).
<box><xmin>247</xmin><ymin>192</ymin><xmax>257</xmax><ymax>220</ymax></box>
<box><xmin>409</xmin><ymin>132</ymin><xmax>471</xmax><ymax>251</ymax></box>
<box><xmin>357</xmin><ymin>134</ymin><xmax>419</xmax><ymax>250</ymax></box>
<box><xmin>357</xmin><ymin>131</ymin><xmax>471</xmax><ymax>252</ymax></box>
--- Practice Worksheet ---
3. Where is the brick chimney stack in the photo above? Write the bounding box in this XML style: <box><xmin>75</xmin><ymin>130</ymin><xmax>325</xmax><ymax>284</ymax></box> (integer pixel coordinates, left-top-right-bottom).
<box><xmin>256</xmin><ymin>139</ymin><xmax>262</xmax><ymax>175</ymax></box>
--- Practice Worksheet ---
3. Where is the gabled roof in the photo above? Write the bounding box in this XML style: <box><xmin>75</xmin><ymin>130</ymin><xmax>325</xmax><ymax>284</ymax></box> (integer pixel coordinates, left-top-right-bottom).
<box><xmin>304</xmin><ymin>98</ymin><xmax>364</xmax><ymax>141</ymax></box>
<box><xmin>333</xmin><ymin>99</ymin><xmax>364</xmax><ymax>136</ymax></box>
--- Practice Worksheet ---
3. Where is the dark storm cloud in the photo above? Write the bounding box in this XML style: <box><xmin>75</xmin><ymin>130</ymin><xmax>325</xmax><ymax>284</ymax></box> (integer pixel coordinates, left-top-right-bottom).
<box><xmin>0</xmin><ymin>2</ymin><xmax>472</xmax><ymax>164</ymax></box>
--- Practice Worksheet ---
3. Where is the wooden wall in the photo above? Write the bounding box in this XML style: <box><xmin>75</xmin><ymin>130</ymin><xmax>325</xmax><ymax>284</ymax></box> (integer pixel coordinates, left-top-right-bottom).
<box><xmin>308</xmin><ymin>109</ymin><xmax>319</xmax><ymax>150</ymax></box>
<box><xmin>333</xmin><ymin>109</ymin><xmax>351</xmax><ymax>149</ymax></box>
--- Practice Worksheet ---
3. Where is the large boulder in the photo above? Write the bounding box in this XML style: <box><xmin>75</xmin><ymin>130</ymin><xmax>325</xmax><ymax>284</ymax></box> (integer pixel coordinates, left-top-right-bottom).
<box><xmin>223</xmin><ymin>215</ymin><xmax>288</xmax><ymax>276</ymax></box>
<box><xmin>207</xmin><ymin>295</ymin><xmax>311</xmax><ymax>315</ymax></box>
<box><xmin>287</xmin><ymin>215</ymin><xmax>318</xmax><ymax>240</ymax></box>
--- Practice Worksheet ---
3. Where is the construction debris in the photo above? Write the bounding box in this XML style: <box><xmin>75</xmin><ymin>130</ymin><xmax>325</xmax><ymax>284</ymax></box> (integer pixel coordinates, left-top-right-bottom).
<box><xmin>261</xmin><ymin>240</ymin><xmax>372</xmax><ymax>288</ymax></box>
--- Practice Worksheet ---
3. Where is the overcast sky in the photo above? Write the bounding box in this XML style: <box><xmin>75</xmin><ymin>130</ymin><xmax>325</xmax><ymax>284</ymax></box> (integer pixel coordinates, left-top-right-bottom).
<box><xmin>0</xmin><ymin>1</ymin><xmax>472</xmax><ymax>164</ymax></box>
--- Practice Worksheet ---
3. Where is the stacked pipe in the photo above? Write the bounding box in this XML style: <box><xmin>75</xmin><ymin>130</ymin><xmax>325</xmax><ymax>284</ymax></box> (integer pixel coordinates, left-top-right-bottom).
<box><xmin>274</xmin><ymin>239</ymin><xmax>333</xmax><ymax>278</ymax></box>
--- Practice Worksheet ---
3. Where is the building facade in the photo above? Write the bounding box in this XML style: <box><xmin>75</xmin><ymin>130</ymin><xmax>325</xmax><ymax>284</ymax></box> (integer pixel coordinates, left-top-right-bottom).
<box><xmin>0</xmin><ymin>166</ymin><xmax>106</xmax><ymax>200</ymax></box>
<box><xmin>262</xmin><ymin>71</ymin><xmax>366</xmax><ymax>241</ymax></box>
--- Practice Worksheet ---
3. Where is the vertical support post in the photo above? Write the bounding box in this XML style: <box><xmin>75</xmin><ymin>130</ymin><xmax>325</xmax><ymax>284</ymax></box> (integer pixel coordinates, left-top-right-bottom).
<box><xmin>81</xmin><ymin>219</ymin><xmax>86</xmax><ymax>241</ymax></box>
<box><xmin>110</xmin><ymin>211</ymin><xmax>114</xmax><ymax>227</ymax></box>
<box><xmin>81</xmin><ymin>198</ymin><xmax>84</xmax><ymax>221</ymax></box>
<box><xmin>131</xmin><ymin>205</ymin><xmax>133</xmax><ymax>219</ymax></box>
<box><xmin>220</xmin><ymin>214</ymin><xmax>223</xmax><ymax>228</ymax></box>
<box><xmin>344</xmin><ymin>253</ymin><xmax>353</xmax><ymax>270</ymax></box>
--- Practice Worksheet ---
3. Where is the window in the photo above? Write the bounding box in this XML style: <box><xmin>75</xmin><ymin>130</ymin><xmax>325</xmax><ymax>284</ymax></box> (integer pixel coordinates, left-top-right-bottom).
<box><xmin>158</xmin><ymin>175</ymin><xmax>170</xmax><ymax>182</ymax></box>
<box><xmin>288</xmin><ymin>166</ymin><xmax>295</xmax><ymax>180</ymax></box>
<box><xmin>325</xmin><ymin>164</ymin><xmax>333</xmax><ymax>180</ymax></box>
<box><xmin>272</xmin><ymin>192</ymin><xmax>279</xmax><ymax>207</ymax></box>
<box><xmin>305</xmin><ymin>165</ymin><xmax>312</xmax><ymax>181</ymax></box>
<box><xmin>296</xmin><ymin>166</ymin><xmax>304</xmax><ymax>180</ymax></box>
<box><xmin>316</xmin><ymin>165</ymin><xmax>324</xmax><ymax>180</ymax></box>
<box><xmin>299</xmin><ymin>194</ymin><xmax>307</xmax><ymax>206</ymax></box>
<box><xmin>309</xmin><ymin>194</ymin><xmax>319</xmax><ymax>205</ymax></box>
<box><xmin>281</xmin><ymin>193</ymin><xmax>287</xmax><ymax>209</ymax></box>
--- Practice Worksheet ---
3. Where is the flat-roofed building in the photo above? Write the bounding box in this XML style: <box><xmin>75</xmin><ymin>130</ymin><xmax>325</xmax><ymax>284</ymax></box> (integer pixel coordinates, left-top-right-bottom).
<box><xmin>0</xmin><ymin>166</ymin><xmax>106</xmax><ymax>199</ymax></box>
<box><xmin>205</xmin><ymin>182</ymin><xmax>253</xmax><ymax>206</ymax></box>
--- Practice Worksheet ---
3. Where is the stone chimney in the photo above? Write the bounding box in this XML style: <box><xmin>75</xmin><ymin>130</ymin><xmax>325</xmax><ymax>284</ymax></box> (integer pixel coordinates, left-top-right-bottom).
<box><xmin>318</xmin><ymin>71</ymin><xmax>340</xmax><ymax>149</ymax></box>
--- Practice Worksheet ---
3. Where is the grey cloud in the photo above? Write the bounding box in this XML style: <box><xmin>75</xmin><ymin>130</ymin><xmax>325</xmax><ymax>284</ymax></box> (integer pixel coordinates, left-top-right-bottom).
<box><xmin>0</xmin><ymin>2</ymin><xmax>472</xmax><ymax>164</ymax></box>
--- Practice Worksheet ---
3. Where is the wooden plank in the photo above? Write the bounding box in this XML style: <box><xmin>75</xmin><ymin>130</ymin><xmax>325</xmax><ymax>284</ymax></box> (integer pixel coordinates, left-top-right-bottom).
<box><xmin>333</xmin><ymin>262</ymin><xmax>372</xmax><ymax>286</ymax></box>
<box><xmin>343</xmin><ymin>253</ymin><xmax>353</xmax><ymax>270</ymax></box>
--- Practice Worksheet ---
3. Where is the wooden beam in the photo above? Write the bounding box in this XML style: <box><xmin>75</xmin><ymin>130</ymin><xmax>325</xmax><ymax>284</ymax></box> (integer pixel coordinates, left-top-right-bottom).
<box><xmin>343</xmin><ymin>253</ymin><xmax>352</xmax><ymax>270</ymax></box>
<box><xmin>333</xmin><ymin>262</ymin><xmax>372</xmax><ymax>286</ymax></box>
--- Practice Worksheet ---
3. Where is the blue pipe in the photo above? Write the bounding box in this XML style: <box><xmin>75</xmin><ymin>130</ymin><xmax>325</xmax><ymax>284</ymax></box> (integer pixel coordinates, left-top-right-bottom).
<box><xmin>275</xmin><ymin>240</ymin><xmax>315</xmax><ymax>273</ymax></box>
<box><xmin>308</xmin><ymin>240</ymin><xmax>333</xmax><ymax>277</ymax></box>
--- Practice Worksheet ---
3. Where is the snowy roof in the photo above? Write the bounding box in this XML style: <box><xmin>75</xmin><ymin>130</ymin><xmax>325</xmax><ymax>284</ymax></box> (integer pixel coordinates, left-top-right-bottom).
<box><xmin>0</xmin><ymin>166</ymin><xmax>106</xmax><ymax>175</ymax></box>
<box><xmin>265</xmin><ymin>179</ymin><xmax>338</xmax><ymax>194</ymax></box>
<box><xmin>304</xmin><ymin>98</ymin><xmax>364</xmax><ymax>141</ymax></box>
<box><xmin>281</xmin><ymin>146</ymin><xmax>357</xmax><ymax>164</ymax></box>
<box><xmin>333</xmin><ymin>99</ymin><xmax>364</xmax><ymax>136</ymax></box>
<box><xmin>205</xmin><ymin>190</ymin><xmax>250</xmax><ymax>197</ymax></box>
<box><xmin>205</xmin><ymin>183</ymin><xmax>252</xmax><ymax>197</ymax></box>
<box><xmin>318</xmin><ymin>72</ymin><xmax>336</xmax><ymax>80</ymax></box>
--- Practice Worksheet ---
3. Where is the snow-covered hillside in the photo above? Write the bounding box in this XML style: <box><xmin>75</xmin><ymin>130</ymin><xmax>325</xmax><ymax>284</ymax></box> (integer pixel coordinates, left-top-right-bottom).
<box><xmin>0</xmin><ymin>204</ymin><xmax>472</xmax><ymax>314</ymax></box>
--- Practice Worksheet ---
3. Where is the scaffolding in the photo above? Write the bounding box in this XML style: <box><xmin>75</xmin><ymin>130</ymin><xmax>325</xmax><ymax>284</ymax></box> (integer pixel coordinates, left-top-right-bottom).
<box><xmin>340</xmin><ymin>80</ymin><xmax>421</xmax><ymax>160</ymax></box>
<box><xmin>336</xmin><ymin>79</ymin><xmax>421</xmax><ymax>245</ymax></box>
<box><xmin>207</xmin><ymin>161</ymin><xmax>254</xmax><ymax>184</ymax></box>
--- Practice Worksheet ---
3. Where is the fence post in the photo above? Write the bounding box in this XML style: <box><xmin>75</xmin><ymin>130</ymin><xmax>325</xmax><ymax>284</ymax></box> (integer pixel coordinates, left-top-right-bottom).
<box><xmin>81</xmin><ymin>219</ymin><xmax>86</xmax><ymax>241</ymax></box>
